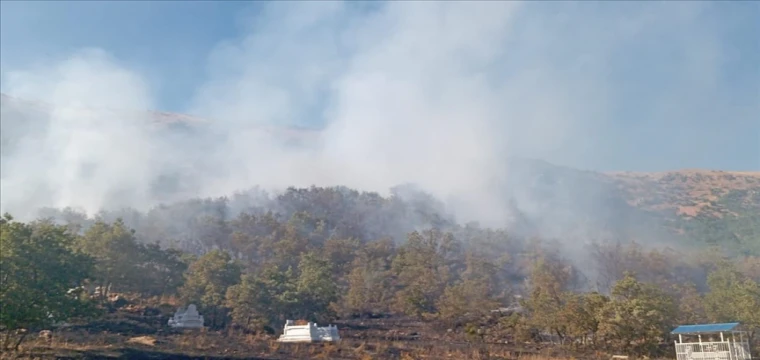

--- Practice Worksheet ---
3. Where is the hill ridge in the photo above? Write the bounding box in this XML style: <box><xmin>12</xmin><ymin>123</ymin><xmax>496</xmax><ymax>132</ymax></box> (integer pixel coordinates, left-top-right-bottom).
<box><xmin>2</xmin><ymin>92</ymin><xmax>758</xmax><ymax>253</ymax></box>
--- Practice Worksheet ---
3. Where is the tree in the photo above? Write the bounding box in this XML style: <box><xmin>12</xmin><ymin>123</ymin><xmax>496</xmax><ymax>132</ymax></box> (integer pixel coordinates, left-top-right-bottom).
<box><xmin>598</xmin><ymin>273</ymin><xmax>677</xmax><ymax>357</ymax></box>
<box><xmin>295</xmin><ymin>251</ymin><xmax>339</xmax><ymax>322</ymax></box>
<box><xmin>137</xmin><ymin>244</ymin><xmax>188</xmax><ymax>296</ymax></box>
<box><xmin>343</xmin><ymin>239</ymin><xmax>395</xmax><ymax>316</ymax></box>
<box><xmin>179</xmin><ymin>250</ymin><xmax>241</xmax><ymax>328</ymax></box>
<box><xmin>253</xmin><ymin>212</ymin><xmax>326</xmax><ymax>270</ymax></box>
<box><xmin>321</xmin><ymin>237</ymin><xmax>361</xmax><ymax>279</ymax></box>
<box><xmin>522</xmin><ymin>253</ymin><xmax>578</xmax><ymax>343</ymax></box>
<box><xmin>672</xmin><ymin>282</ymin><xmax>707</xmax><ymax>325</ymax></box>
<box><xmin>560</xmin><ymin>292</ymin><xmax>609</xmax><ymax>347</ymax></box>
<box><xmin>737</xmin><ymin>256</ymin><xmax>760</xmax><ymax>282</ymax></box>
<box><xmin>228</xmin><ymin>211</ymin><xmax>281</xmax><ymax>266</ymax></box>
<box><xmin>226</xmin><ymin>266</ymin><xmax>299</xmax><ymax>332</ymax></box>
<box><xmin>76</xmin><ymin>218</ymin><xmax>188</xmax><ymax>298</ymax></box>
<box><xmin>704</xmin><ymin>261</ymin><xmax>760</xmax><ymax>335</ymax></box>
<box><xmin>391</xmin><ymin>230</ymin><xmax>452</xmax><ymax>317</ymax></box>
<box><xmin>437</xmin><ymin>277</ymin><xmax>497</xmax><ymax>325</ymax></box>
<box><xmin>437</xmin><ymin>251</ymin><xmax>504</xmax><ymax>325</ymax></box>
<box><xmin>77</xmin><ymin>219</ymin><xmax>143</xmax><ymax>297</ymax></box>
<box><xmin>0</xmin><ymin>214</ymin><xmax>95</xmax><ymax>350</ymax></box>
<box><xmin>226</xmin><ymin>254</ymin><xmax>340</xmax><ymax>332</ymax></box>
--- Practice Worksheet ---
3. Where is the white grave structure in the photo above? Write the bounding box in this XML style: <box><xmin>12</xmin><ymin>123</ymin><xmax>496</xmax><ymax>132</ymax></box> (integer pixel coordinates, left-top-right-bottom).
<box><xmin>168</xmin><ymin>304</ymin><xmax>204</xmax><ymax>328</ymax></box>
<box><xmin>277</xmin><ymin>320</ymin><xmax>340</xmax><ymax>343</ymax></box>
<box><xmin>672</xmin><ymin>322</ymin><xmax>752</xmax><ymax>360</ymax></box>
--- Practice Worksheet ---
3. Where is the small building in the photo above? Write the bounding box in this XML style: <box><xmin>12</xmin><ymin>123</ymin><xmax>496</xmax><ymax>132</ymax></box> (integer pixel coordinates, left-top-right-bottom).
<box><xmin>671</xmin><ymin>322</ymin><xmax>752</xmax><ymax>360</ymax></box>
<box><xmin>168</xmin><ymin>304</ymin><xmax>204</xmax><ymax>328</ymax></box>
<box><xmin>277</xmin><ymin>320</ymin><xmax>340</xmax><ymax>343</ymax></box>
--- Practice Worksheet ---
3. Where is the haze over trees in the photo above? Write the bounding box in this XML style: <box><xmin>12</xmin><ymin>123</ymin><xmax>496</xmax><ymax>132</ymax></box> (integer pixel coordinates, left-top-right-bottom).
<box><xmin>1</xmin><ymin>0</ymin><xmax>757</xmax><ymax>358</ymax></box>
<box><xmin>2</xmin><ymin>184</ymin><xmax>758</xmax><ymax>356</ymax></box>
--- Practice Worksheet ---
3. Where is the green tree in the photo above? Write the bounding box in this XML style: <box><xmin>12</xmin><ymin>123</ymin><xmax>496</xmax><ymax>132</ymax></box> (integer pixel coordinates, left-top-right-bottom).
<box><xmin>560</xmin><ymin>292</ymin><xmax>609</xmax><ymax>347</ymax></box>
<box><xmin>704</xmin><ymin>261</ymin><xmax>760</xmax><ymax>335</ymax></box>
<box><xmin>391</xmin><ymin>230</ymin><xmax>452</xmax><ymax>317</ymax></box>
<box><xmin>228</xmin><ymin>211</ymin><xmax>281</xmax><ymax>267</ymax></box>
<box><xmin>77</xmin><ymin>219</ymin><xmax>190</xmax><ymax>298</ymax></box>
<box><xmin>179</xmin><ymin>250</ymin><xmax>241</xmax><ymax>328</ymax></box>
<box><xmin>0</xmin><ymin>214</ymin><xmax>95</xmax><ymax>350</ymax></box>
<box><xmin>437</xmin><ymin>251</ymin><xmax>504</xmax><ymax>325</ymax></box>
<box><xmin>226</xmin><ymin>266</ymin><xmax>298</xmax><ymax>332</ymax></box>
<box><xmin>321</xmin><ymin>237</ymin><xmax>361</xmax><ymax>279</ymax></box>
<box><xmin>77</xmin><ymin>219</ymin><xmax>143</xmax><ymax>297</ymax></box>
<box><xmin>295</xmin><ymin>251</ymin><xmax>338</xmax><ymax>322</ymax></box>
<box><xmin>598</xmin><ymin>273</ymin><xmax>677</xmax><ymax>357</ymax></box>
<box><xmin>437</xmin><ymin>277</ymin><xmax>498</xmax><ymax>325</ymax></box>
<box><xmin>137</xmin><ymin>243</ymin><xmax>188</xmax><ymax>296</ymax></box>
<box><xmin>522</xmin><ymin>253</ymin><xmax>577</xmax><ymax>343</ymax></box>
<box><xmin>270</xmin><ymin>212</ymin><xmax>326</xmax><ymax>268</ymax></box>
<box><xmin>343</xmin><ymin>239</ymin><xmax>395</xmax><ymax>316</ymax></box>
<box><xmin>672</xmin><ymin>282</ymin><xmax>707</xmax><ymax>325</ymax></box>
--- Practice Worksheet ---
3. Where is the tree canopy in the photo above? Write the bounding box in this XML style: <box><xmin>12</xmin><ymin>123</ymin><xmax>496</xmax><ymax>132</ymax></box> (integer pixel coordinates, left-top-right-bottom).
<box><xmin>2</xmin><ymin>185</ymin><xmax>758</xmax><ymax>357</ymax></box>
<box><xmin>0</xmin><ymin>214</ymin><xmax>95</xmax><ymax>349</ymax></box>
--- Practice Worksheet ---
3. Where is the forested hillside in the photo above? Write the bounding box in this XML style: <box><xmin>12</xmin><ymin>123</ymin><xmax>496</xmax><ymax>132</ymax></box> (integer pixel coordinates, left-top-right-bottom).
<box><xmin>2</xmin><ymin>93</ymin><xmax>759</xmax><ymax>358</ymax></box>
<box><xmin>2</xmin><ymin>185</ymin><xmax>759</xmax><ymax>358</ymax></box>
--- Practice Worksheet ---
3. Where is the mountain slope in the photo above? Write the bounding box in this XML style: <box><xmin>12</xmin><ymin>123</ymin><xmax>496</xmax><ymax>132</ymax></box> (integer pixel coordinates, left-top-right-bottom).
<box><xmin>608</xmin><ymin>170</ymin><xmax>760</xmax><ymax>252</ymax></box>
<box><xmin>1</xmin><ymin>93</ymin><xmax>758</xmax><ymax>253</ymax></box>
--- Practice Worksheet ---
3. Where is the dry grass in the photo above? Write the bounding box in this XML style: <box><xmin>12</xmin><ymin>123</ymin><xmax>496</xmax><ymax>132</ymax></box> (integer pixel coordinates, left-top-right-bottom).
<box><xmin>606</xmin><ymin>169</ymin><xmax>760</xmax><ymax>218</ymax></box>
<box><xmin>2</xmin><ymin>335</ymin><xmax>677</xmax><ymax>360</ymax></box>
<box><xmin>171</xmin><ymin>330</ymin><xmax>217</xmax><ymax>351</ymax></box>
<box><xmin>126</xmin><ymin>335</ymin><xmax>157</xmax><ymax>346</ymax></box>
<box><xmin>2</xmin><ymin>312</ymin><xmax>688</xmax><ymax>360</ymax></box>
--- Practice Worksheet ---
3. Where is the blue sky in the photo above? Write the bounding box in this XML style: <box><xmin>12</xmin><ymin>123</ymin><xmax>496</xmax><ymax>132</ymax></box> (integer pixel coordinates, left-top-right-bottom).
<box><xmin>1</xmin><ymin>1</ymin><xmax>254</xmax><ymax>111</ymax></box>
<box><xmin>1</xmin><ymin>1</ymin><xmax>758</xmax><ymax>172</ymax></box>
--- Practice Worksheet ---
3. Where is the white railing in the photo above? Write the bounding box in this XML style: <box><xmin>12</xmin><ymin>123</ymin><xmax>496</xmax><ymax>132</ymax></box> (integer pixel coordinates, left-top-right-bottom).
<box><xmin>675</xmin><ymin>341</ymin><xmax>752</xmax><ymax>360</ymax></box>
<box><xmin>732</xmin><ymin>342</ymin><xmax>751</xmax><ymax>360</ymax></box>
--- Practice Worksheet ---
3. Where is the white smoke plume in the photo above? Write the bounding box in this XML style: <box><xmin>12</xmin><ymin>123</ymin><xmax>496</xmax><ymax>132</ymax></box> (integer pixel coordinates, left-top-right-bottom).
<box><xmin>1</xmin><ymin>1</ymin><xmax>756</xmax><ymax>230</ymax></box>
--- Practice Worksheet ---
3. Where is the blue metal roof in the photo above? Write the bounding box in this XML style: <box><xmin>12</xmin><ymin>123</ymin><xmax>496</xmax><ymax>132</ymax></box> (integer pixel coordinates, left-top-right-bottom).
<box><xmin>671</xmin><ymin>323</ymin><xmax>741</xmax><ymax>334</ymax></box>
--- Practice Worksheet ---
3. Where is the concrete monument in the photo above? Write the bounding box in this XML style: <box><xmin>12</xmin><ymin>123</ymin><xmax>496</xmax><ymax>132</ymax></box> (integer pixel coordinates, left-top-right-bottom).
<box><xmin>277</xmin><ymin>320</ymin><xmax>340</xmax><ymax>343</ymax></box>
<box><xmin>168</xmin><ymin>304</ymin><xmax>204</xmax><ymax>328</ymax></box>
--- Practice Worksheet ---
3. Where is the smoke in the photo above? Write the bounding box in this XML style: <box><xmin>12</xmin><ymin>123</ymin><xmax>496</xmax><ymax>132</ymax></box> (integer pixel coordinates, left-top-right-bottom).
<box><xmin>0</xmin><ymin>2</ymin><xmax>755</xmax><ymax>232</ymax></box>
<box><xmin>1</xmin><ymin>49</ymin><xmax>159</xmax><ymax>217</ymax></box>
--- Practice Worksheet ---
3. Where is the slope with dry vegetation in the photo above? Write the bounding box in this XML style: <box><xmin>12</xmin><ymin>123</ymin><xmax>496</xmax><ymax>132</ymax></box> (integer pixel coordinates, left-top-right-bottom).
<box><xmin>607</xmin><ymin>170</ymin><xmax>760</xmax><ymax>252</ymax></box>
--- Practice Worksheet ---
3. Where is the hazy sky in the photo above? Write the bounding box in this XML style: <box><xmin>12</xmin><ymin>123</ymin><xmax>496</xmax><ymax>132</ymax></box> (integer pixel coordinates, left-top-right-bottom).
<box><xmin>1</xmin><ymin>0</ymin><xmax>758</xmax><ymax>174</ymax></box>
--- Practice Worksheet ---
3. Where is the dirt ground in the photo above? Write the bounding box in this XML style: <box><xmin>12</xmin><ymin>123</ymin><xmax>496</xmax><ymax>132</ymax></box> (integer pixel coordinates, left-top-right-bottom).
<box><xmin>0</xmin><ymin>305</ymin><xmax>617</xmax><ymax>360</ymax></box>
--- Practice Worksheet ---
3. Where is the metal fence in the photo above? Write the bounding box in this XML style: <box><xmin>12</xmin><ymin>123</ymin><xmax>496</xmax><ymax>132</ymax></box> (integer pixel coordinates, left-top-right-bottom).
<box><xmin>675</xmin><ymin>341</ymin><xmax>752</xmax><ymax>360</ymax></box>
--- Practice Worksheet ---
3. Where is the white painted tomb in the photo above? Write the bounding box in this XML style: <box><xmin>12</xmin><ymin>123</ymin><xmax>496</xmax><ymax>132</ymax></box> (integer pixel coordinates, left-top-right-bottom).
<box><xmin>277</xmin><ymin>320</ymin><xmax>340</xmax><ymax>343</ymax></box>
<box><xmin>168</xmin><ymin>304</ymin><xmax>204</xmax><ymax>328</ymax></box>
